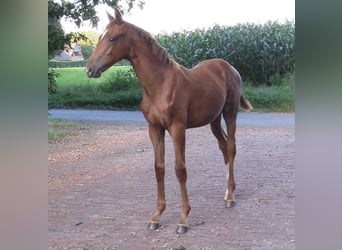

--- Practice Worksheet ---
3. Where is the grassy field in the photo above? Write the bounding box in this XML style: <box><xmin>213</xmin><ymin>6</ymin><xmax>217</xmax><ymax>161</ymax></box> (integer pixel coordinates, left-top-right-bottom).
<box><xmin>51</xmin><ymin>66</ymin><xmax>131</xmax><ymax>87</ymax></box>
<box><xmin>48</xmin><ymin>66</ymin><xmax>294</xmax><ymax>112</ymax></box>
<box><xmin>244</xmin><ymin>75</ymin><xmax>295</xmax><ymax>112</ymax></box>
<box><xmin>48</xmin><ymin>119</ymin><xmax>88</xmax><ymax>141</ymax></box>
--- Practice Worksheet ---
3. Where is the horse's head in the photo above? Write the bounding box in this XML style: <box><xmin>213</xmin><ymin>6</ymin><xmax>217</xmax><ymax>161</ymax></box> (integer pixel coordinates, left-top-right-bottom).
<box><xmin>86</xmin><ymin>7</ymin><xmax>129</xmax><ymax>78</ymax></box>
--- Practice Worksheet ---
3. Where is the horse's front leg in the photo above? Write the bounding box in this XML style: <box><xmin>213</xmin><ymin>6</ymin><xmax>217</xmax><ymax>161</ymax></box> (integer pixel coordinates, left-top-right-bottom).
<box><xmin>170</xmin><ymin>124</ymin><xmax>191</xmax><ymax>234</ymax></box>
<box><xmin>147</xmin><ymin>124</ymin><xmax>166</xmax><ymax>230</ymax></box>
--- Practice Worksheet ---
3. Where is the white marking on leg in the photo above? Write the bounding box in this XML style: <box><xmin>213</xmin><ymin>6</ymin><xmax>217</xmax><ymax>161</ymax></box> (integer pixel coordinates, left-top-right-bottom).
<box><xmin>226</xmin><ymin>163</ymin><xmax>230</xmax><ymax>181</ymax></box>
<box><xmin>225</xmin><ymin>163</ymin><xmax>229</xmax><ymax>200</ymax></box>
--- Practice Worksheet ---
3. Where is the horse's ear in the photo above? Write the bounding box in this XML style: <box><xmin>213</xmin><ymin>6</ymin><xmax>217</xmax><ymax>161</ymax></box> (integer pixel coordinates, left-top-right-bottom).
<box><xmin>114</xmin><ymin>7</ymin><xmax>123</xmax><ymax>24</ymax></box>
<box><xmin>107</xmin><ymin>11</ymin><xmax>115</xmax><ymax>22</ymax></box>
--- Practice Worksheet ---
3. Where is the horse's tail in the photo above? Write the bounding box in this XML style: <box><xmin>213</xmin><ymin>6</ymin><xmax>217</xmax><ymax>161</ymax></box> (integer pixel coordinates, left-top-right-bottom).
<box><xmin>240</xmin><ymin>94</ymin><xmax>253</xmax><ymax>112</ymax></box>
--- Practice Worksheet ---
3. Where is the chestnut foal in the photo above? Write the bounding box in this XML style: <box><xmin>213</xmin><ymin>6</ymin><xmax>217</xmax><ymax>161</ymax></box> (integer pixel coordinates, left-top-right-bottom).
<box><xmin>86</xmin><ymin>7</ymin><xmax>252</xmax><ymax>234</ymax></box>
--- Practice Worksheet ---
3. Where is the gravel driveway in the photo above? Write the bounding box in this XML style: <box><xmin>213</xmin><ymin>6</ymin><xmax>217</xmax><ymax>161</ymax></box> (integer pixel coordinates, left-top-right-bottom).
<box><xmin>48</xmin><ymin>111</ymin><xmax>295</xmax><ymax>249</ymax></box>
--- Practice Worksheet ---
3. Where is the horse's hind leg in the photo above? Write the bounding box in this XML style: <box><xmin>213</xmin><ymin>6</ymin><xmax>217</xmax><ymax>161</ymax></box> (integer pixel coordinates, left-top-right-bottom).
<box><xmin>222</xmin><ymin>108</ymin><xmax>238</xmax><ymax>208</ymax></box>
<box><xmin>210</xmin><ymin>114</ymin><xmax>228</xmax><ymax>164</ymax></box>
<box><xmin>210</xmin><ymin>114</ymin><xmax>235</xmax><ymax>207</ymax></box>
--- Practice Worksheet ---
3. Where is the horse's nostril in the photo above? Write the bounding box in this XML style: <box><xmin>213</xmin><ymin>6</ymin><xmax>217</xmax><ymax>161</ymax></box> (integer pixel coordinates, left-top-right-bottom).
<box><xmin>86</xmin><ymin>66</ymin><xmax>92</xmax><ymax>76</ymax></box>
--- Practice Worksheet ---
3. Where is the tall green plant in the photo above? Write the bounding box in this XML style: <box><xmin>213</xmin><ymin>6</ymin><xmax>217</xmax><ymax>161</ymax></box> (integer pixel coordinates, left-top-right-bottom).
<box><xmin>156</xmin><ymin>21</ymin><xmax>295</xmax><ymax>86</ymax></box>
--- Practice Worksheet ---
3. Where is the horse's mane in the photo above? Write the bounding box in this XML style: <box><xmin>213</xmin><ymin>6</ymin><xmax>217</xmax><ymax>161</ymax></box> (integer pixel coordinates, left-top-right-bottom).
<box><xmin>128</xmin><ymin>23</ymin><xmax>174</xmax><ymax>66</ymax></box>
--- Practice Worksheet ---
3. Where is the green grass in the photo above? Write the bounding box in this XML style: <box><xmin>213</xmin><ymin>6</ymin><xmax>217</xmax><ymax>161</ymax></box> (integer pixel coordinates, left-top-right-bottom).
<box><xmin>244</xmin><ymin>84</ymin><xmax>294</xmax><ymax>112</ymax></box>
<box><xmin>48</xmin><ymin>66</ymin><xmax>294</xmax><ymax>112</ymax></box>
<box><xmin>49</xmin><ymin>66</ymin><xmax>141</xmax><ymax>109</ymax></box>
<box><xmin>48</xmin><ymin>119</ymin><xmax>85</xmax><ymax>141</ymax></box>
<box><xmin>243</xmin><ymin>73</ymin><xmax>295</xmax><ymax>112</ymax></box>
<box><xmin>54</xmin><ymin>66</ymin><xmax>131</xmax><ymax>87</ymax></box>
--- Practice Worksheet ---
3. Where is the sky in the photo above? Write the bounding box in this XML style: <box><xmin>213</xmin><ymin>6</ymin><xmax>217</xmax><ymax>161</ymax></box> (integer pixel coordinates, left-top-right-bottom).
<box><xmin>61</xmin><ymin>0</ymin><xmax>295</xmax><ymax>34</ymax></box>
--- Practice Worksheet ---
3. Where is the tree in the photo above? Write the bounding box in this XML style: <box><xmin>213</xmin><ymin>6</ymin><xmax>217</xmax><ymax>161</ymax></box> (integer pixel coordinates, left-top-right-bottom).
<box><xmin>48</xmin><ymin>0</ymin><xmax>144</xmax><ymax>94</ymax></box>
<box><xmin>77</xmin><ymin>31</ymin><xmax>102</xmax><ymax>59</ymax></box>
<box><xmin>48</xmin><ymin>0</ymin><xmax>144</xmax><ymax>58</ymax></box>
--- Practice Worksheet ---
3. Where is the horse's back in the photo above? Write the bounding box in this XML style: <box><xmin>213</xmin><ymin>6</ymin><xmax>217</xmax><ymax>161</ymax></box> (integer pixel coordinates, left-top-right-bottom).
<box><xmin>185</xmin><ymin>59</ymin><xmax>242</xmax><ymax>98</ymax></box>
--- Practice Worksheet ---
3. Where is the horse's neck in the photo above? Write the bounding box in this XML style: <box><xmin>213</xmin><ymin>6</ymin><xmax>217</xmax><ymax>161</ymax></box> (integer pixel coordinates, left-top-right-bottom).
<box><xmin>128</xmin><ymin>41</ymin><xmax>174</xmax><ymax>91</ymax></box>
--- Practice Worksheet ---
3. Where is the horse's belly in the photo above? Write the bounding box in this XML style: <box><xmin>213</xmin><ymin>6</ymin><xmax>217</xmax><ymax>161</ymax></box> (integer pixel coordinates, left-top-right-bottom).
<box><xmin>187</xmin><ymin>110</ymin><xmax>221</xmax><ymax>128</ymax></box>
<box><xmin>187</xmin><ymin>96</ymin><xmax>225</xmax><ymax>128</ymax></box>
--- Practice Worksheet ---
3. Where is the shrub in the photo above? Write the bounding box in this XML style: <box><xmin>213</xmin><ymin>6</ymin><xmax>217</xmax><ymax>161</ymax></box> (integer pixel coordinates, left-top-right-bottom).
<box><xmin>99</xmin><ymin>68</ymin><xmax>140</xmax><ymax>92</ymax></box>
<box><xmin>48</xmin><ymin>69</ymin><xmax>60</xmax><ymax>94</ymax></box>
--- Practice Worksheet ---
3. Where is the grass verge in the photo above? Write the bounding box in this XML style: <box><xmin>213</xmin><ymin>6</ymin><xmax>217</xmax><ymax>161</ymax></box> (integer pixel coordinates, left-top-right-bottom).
<box><xmin>48</xmin><ymin>66</ymin><xmax>294</xmax><ymax>112</ymax></box>
<box><xmin>48</xmin><ymin>119</ymin><xmax>88</xmax><ymax>142</ymax></box>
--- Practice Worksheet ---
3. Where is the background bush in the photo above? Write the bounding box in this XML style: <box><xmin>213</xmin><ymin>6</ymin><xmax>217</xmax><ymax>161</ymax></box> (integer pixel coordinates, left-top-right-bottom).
<box><xmin>156</xmin><ymin>21</ymin><xmax>295</xmax><ymax>85</ymax></box>
<box><xmin>48</xmin><ymin>69</ymin><xmax>59</xmax><ymax>94</ymax></box>
<box><xmin>99</xmin><ymin>68</ymin><xmax>140</xmax><ymax>92</ymax></box>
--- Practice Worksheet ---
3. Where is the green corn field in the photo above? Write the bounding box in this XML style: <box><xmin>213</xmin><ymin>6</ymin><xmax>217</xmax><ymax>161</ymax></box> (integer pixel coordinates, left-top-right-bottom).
<box><xmin>156</xmin><ymin>21</ymin><xmax>295</xmax><ymax>86</ymax></box>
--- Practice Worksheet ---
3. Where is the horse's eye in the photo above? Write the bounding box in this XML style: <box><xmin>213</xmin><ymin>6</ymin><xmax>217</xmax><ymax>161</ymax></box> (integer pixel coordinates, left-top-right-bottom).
<box><xmin>109</xmin><ymin>37</ymin><xmax>115</xmax><ymax>42</ymax></box>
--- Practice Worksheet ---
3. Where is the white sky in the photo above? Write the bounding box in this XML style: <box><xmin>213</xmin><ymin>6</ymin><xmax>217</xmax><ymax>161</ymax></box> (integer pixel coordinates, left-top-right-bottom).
<box><xmin>61</xmin><ymin>0</ymin><xmax>295</xmax><ymax>34</ymax></box>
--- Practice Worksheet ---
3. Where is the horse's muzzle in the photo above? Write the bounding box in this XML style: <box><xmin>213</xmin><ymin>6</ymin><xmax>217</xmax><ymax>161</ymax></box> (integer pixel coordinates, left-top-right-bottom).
<box><xmin>85</xmin><ymin>66</ymin><xmax>102</xmax><ymax>78</ymax></box>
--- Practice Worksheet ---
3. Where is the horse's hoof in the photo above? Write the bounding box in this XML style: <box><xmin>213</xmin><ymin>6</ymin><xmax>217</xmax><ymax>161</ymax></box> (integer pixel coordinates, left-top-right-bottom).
<box><xmin>225</xmin><ymin>200</ymin><xmax>235</xmax><ymax>208</ymax></box>
<box><xmin>176</xmin><ymin>224</ymin><xmax>188</xmax><ymax>234</ymax></box>
<box><xmin>148</xmin><ymin>221</ymin><xmax>160</xmax><ymax>230</ymax></box>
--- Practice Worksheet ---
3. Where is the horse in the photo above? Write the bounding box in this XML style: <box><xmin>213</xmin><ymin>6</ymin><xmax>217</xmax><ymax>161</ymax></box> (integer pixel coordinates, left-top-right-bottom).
<box><xmin>86</xmin><ymin>7</ymin><xmax>252</xmax><ymax>234</ymax></box>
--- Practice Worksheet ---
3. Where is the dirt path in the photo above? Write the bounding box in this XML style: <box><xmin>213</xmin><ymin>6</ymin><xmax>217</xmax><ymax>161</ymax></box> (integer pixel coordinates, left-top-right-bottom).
<box><xmin>48</xmin><ymin>122</ymin><xmax>295</xmax><ymax>249</ymax></box>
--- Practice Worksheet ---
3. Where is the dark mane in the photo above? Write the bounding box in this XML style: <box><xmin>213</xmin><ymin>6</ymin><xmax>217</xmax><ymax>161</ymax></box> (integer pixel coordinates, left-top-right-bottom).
<box><xmin>128</xmin><ymin>23</ymin><xmax>174</xmax><ymax>66</ymax></box>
